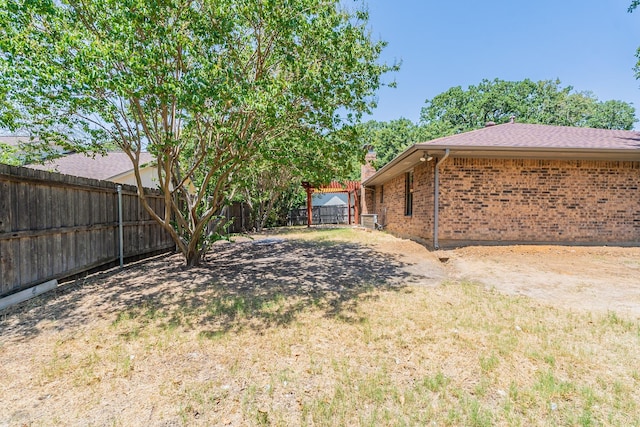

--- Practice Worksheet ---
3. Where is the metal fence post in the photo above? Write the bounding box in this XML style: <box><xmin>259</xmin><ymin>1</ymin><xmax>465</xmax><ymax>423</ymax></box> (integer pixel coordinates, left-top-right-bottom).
<box><xmin>117</xmin><ymin>185</ymin><xmax>124</xmax><ymax>268</ymax></box>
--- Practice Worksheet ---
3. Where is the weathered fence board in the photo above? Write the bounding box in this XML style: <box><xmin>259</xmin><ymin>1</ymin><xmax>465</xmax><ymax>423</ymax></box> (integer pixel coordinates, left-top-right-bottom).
<box><xmin>0</xmin><ymin>164</ymin><xmax>175</xmax><ymax>297</ymax></box>
<box><xmin>223</xmin><ymin>202</ymin><xmax>251</xmax><ymax>232</ymax></box>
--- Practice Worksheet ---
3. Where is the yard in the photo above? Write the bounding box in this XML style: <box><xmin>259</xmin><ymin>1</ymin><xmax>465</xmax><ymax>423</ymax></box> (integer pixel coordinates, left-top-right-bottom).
<box><xmin>1</xmin><ymin>227</ymin><xmax>639</xmax><ymax>426</ymax></box>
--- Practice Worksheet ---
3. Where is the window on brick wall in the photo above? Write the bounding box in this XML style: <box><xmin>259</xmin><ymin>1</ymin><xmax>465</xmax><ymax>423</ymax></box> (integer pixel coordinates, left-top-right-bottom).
<box><xmin>405</xmin><ymin>172</ymin><xmax>413</xmax><ymax>216</ymax></box>
<box><xmin>380</xmin><ymin>185</ymin><xmax>384</xmax><ymax>203</ymax></box>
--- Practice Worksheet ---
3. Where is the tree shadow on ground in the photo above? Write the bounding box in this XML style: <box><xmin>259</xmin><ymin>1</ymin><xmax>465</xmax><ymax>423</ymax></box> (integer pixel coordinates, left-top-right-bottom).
<box><xmin>1</xmin><ymin>236</ymin><xmax>424</xmax><ymax>342</ymax></box>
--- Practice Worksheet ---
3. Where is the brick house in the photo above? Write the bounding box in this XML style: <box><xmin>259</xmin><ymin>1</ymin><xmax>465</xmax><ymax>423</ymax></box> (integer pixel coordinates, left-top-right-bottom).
<box><xmin>362</xmin><ymin>122</ymin><xmax>640</xmax><ymax>248</ymax></box>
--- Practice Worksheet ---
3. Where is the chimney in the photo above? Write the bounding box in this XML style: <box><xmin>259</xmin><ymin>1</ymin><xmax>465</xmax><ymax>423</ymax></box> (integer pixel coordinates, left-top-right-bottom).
<box><xmin>360</xmin><ymin>146</ymin><xmax>377</xmax><ymax>217</ymax></box>
<box><xmin>361</xmin><ymin>145</ymin><xmax>376</xmax><ymax>182</ymax></box>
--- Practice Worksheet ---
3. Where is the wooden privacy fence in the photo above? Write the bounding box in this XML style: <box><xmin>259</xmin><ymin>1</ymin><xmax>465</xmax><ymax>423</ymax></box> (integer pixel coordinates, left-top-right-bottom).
<box><xmin>221</xmin><ymin>202</ymin><xmax>251</xmax><ymax>233</ymax></box>
<box><xmin>0</xmin><ymin>164</ymin><xmax>175</xmax><ymax>297</ymax></box>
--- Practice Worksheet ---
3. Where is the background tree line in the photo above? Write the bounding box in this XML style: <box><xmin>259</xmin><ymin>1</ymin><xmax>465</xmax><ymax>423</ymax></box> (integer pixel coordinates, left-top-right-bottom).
<box><xmin>357</xmin><ymin>78</ymin><xmax>637</xmax><ymax>171</ymax></box>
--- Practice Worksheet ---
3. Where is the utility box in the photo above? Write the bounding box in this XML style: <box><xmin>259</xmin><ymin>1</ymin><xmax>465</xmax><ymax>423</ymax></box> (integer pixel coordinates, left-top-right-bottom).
<box><xmin>361</xmin><ymin>214</ymin><xmax>378</xmax><ymax>230</ymax></box>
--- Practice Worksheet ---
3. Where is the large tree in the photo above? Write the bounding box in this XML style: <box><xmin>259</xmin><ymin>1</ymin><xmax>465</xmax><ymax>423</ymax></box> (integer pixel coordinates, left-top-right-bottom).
<box><xmin>0</xmin><ymin>0</ymin><xmax>393</xmax><ymax>265</ymax></box>
<box><xmin>357</xmin><ymin>79</ymin><xmax>638</xmax><ymax>174</ymax></box>
<box><xmin>420</xmin><ymin>78</ymin><xmax>637</xmax><ymax>137</ymax></box>
<box><xmin>233</xmin><ymin>127</ymin><xmax>364</xmax><ymax>231</ymax></box>
<box><xmin>355</xmin><ymin>118</ymin><xmax>429</xmax><ymax>170</ymax></box>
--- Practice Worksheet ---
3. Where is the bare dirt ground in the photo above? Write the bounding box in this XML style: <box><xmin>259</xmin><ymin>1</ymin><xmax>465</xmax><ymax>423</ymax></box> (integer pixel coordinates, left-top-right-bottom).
<box><xmin>2</xmin><ymin>227</ymin><xmax>639</xmax><ymax>347</ymax></box>
<box><xmin>438</xmin><ymin>244</ymin><xmax>640</xmax><ymax>318</ymax></box>
<box><xmin>277</xmin><ymin>227</ymin><xmax>640</xmax><ymax>319</ymax></box>
<box><xmin>1</xmin><ymin>228</ymin><xmax>450</xmax><ymax>426</ymax></box>
<box><xmin>4</xmin><ymin>228</ymin><xmax>638</xmax><ymax>340</ymax></box>
<box><xmin>1</xmin><ymin>227</ymin><xmax>639</xmax><ymax>426</ymax></box>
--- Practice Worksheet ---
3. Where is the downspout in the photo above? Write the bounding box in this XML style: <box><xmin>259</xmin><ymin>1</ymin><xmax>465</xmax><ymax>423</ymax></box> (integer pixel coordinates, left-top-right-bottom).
<box><xmin>433</xmin><ymin>148</ymin><xmax>450</xmax><ymax>249</ymax></box>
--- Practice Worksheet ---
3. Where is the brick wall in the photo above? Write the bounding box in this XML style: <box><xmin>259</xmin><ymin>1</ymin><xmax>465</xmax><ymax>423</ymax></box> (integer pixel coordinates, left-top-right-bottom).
<box><xmin>368</xmin><ymin>157</ymin><xmax>640</xmax><ymax>246</ymax></box>
<box><xmin>370</xmin><ymin>160</ymin><xmax>435</xmax><ymax>243</ymax></box>
<box><xmin>439</xmin><ymin>158</ymin><xmax>640</xmax><ymax>244</ymax></box>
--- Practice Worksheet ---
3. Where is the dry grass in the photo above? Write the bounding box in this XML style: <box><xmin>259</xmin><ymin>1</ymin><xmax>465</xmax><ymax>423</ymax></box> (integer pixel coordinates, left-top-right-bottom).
<box><xmin>1</xmin><ymin>227</ymin><xmax>639</xmax><ymax>426</ymax></box>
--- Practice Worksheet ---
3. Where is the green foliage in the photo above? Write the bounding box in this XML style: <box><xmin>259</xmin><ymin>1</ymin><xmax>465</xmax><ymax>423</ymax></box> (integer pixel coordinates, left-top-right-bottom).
<box><xmin>628</xmin><ymin>3</ymin><xmax>640</xmax><ymax>83</ymax></box>
<box><xmin>587</xmin><ymin>100</ymin><xmax>637</xmax><ymax>129</ymax></box>
<box><xmin>0</xmin><ymin>142</ymin><xmax>20</xmax><ymax>165</ymax></box>
<box><xmin>0</xmin><ymin>0</ymin><xmax>394</xmax><ymax>265</ymax></box>
<box><xmin>355</xmin><ymin>118</ymin><xmax>428</xmax><ymax>169</ymax></box>
<box><xmin>231</xmin><ymin>127</ymin><xmax>361</xmax><ymax>231</ymax></box>
<box><xmin>265</xmin><ymin>186</ymin><xmax>306</xmax><ymax>228</ymax></box>
<box><xmin>232</xmin><ymin>155</ymin><xmax>304</xmax><ymax>231</ymax></box>
<box><xmin>420</xmin><ymin>78</ymin><xmax>636</xmax><ymax>136</ymax></box>
<box><xmin>356</xmin><ymin>78</ymin><xmax>636</xmax><ymax>174</ymax></box>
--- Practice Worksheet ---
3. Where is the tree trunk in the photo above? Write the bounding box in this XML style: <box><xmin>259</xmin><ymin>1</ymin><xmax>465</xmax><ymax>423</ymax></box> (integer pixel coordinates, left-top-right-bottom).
<box><xmin>185</xmin><ymin>248</ymin><xmax>201</xmax><ymax>267</ymax></box>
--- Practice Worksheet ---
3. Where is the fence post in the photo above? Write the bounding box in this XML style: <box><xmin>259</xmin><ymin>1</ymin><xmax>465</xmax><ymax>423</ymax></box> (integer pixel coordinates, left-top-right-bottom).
<box><xmin>117</xmin><ymin>185</ymin><xmax>124</xmax><ymax>268</ymax></box>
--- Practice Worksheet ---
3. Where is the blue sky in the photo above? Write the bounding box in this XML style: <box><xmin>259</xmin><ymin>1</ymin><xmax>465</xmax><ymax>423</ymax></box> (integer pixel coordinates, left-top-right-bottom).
<box><xmin>361</xmin><ymin>0</ymin><xmax>640</xmax><ymax>126</ymax></box>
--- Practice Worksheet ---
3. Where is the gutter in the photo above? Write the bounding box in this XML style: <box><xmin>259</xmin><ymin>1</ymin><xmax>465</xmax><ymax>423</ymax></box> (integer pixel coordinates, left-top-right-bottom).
<box><xmin>363</xmin><ymin>146</ymin><xmax>640</xmax><ymax>188</ymax></box>
<box><xmin>433</xmin><ymin>148</ymin><xmax>450</xmax><ymax>250</ymax></box>
<box><xmin>362</xmin><ymin>143</ymin><xmax>421</xmax><ymax>187</ymax></box>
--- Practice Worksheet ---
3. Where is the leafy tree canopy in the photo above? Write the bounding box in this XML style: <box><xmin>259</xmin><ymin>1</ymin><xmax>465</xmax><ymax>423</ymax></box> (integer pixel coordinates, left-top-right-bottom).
<box><xmin>0</xmin><ymin>142</ymin><xmax>20</xmax><ymax>165</ymax></box>
<box><xmin>355</xmin><ymin>118</ymin><xmax>427</xmax><ymax>169</ymax></box>
<box><xmin>420</xmin><ymin>78</ymin><xmax>637</xmax><ymax>137</ymax></box>
<box><xmin>0</xmin><ymin>0</ymin><xmax>394</xmax><ymax>265</ymax></box>
<box><xmin>629</xmin><ymin>2</ymin><xmax>640</xmax><ymax>83</ymax></box>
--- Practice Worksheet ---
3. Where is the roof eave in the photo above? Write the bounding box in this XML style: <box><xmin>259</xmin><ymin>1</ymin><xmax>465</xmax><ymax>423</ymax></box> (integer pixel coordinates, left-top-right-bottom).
<box><xmin>363</xmin><ymin>145</ymin><xmax>640</xmax><ymax>187</ymax></box>
<box><xmin>362</xmin><ymin>144</ymin><xmax>421</xmax><ymax>187</ymax></box>
<box><xmin>107</xmin><ymin>162</ymin><xmax>155</xmax><ymax>181</ymax></box>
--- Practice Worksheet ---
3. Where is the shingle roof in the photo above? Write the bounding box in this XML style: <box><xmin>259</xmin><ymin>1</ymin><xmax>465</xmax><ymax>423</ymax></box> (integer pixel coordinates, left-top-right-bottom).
<box><xmin>27</xmin><ymin>151</ymin><xmax>154</xmax><ymax>181</ymax></box>
<box><xmin>0</xmin><ymin>136</ymin><xmax>34</xmax><ymax>147</ymax></box>
<box><xmin>419</xmin><ymin>123</ymin><xmax>640</xmax><ymax>150</ymax></box>
<box><xmin>364</xmin><ymin>123</ymin><xmax>640</xmax><ymax>187</ymax></box>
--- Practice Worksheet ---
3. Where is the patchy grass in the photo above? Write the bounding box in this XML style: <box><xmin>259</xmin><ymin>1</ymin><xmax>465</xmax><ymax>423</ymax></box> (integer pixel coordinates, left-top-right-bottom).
<box><xmin>1</xmin><ymin>228</ymin><xmax>639</xmax><ymax>426</ymax></box>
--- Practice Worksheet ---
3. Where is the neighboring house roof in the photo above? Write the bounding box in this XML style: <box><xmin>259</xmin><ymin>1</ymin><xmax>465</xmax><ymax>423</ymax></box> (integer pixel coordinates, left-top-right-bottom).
<box><xmin>0</xmin><ymin>135</ymin><xmax>68</xmax><ymax>151</ymax></box>
<box><xmin>0</xmin><ymin>136</ymin><xmax>31</xmax><ymax>147</ymax></box>
<box><xmin>0</xmin><ymin>135</ymin><xmax>40</xmax><ymax>148</ymax></box>
<box><xmin>364</xmin><ymin>123</ymin><xmax>640</xmax><ymax>186</ymax></box>
<box><xmin>27</xmin><ymin>151</ymin><xmax>154</xmax><ymax>181</ymax></box>
<box><xmin>0</xmin><ymin>135</ymin><xmax>70</xmax><ymax>162</ymax></box>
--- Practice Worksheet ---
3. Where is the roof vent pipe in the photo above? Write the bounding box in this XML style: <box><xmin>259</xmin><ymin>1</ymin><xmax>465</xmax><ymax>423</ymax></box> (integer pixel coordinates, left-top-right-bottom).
<box><xmin>509</xmin><ymin>115</ymin><xmax>516</xmax><ymax>124</ymax></box>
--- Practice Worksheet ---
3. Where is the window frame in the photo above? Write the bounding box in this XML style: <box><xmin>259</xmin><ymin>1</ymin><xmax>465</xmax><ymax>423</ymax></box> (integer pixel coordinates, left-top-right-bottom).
<box><xmin>405</xmin><ymin>171</ymin><xmax>413</xmax><ymax>216</ymax></box>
